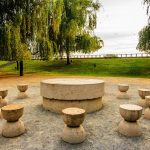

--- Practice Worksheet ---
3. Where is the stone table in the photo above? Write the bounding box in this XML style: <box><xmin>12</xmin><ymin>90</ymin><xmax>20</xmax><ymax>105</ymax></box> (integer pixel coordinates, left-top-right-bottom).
<box><xmin>40</xmin><ymin>78</ymin><xmax>105</xmax><ymax>113</ymax></box>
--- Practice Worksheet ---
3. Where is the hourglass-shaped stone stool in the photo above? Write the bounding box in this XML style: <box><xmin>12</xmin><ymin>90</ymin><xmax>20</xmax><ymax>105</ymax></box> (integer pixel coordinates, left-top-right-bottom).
<box><xmin>117</xmin><ymin>84</ymin><xmax>130</xmax><ymax>99</ymax></box>
<box><xmin>138</xmin><ymin>89</ymin><xmax>150</xmax><ymax>108</ymax></box>
<box><xmin>0</xmin><ymin>89</ymin><xmax>8</xmax><ymax>103</ymax></box>
<box><xmin>1</xmin><ymin>104</ymin><xmax>25</xmax><ymax>137</ymax></box>
<box><xmin>0</xmin><ymin>96</ymin><xmax>8</xmax><ymax>108</ymax></box>
<box><xmin>118</xmin><ymin>104</ymin><xmax>142</xmax><ymax>137</ymax></box>
<box><xmin>144</xmin><ymin>96</ymin><xmax>150</xmax><ymax>119</ymax></box>
<box><xmin>0</xmin><ymin>89</ymin><xmax>8</xmax><ymax>118</ymax></box>
<box><xmin>0</xmin><ymin>96</ymin><xmax>8</xmax><ymax>119</ymax></box>
<box><xmin>61</xmin><ymin>107</ymin><xmax>86</xmax><ymax>144</ymax></box>
<box><xmin>17</xmin><ymin>84</ymin><xmax>28</xmax><ymax>99</ymax></box>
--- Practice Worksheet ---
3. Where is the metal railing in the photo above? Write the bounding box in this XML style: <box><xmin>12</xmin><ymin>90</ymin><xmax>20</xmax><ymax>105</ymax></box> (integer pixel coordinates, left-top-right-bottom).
<box><xmin>62</xmin><ymin>53</ymin><xmax>150</xmax><ymax>59</ymax></box>
<box><xmin>32</xmin><ymin>53</ymin><xmax>150</xmax><ymax>60</ymax></box>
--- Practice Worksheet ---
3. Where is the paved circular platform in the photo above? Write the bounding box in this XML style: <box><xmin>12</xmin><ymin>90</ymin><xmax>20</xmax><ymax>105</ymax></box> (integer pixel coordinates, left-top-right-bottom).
<box><xmin>40</xmin><ymin>78</ymin><xmax>105</xmax><ymax>113</ymax></box>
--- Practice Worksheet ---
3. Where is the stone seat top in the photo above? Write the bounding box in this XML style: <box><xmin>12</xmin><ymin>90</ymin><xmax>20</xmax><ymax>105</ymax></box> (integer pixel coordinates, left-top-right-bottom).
<box><xmin>17</xmin><ymin>84</ymin><xmax>28</xmax><ymax>86</ymax></box>
<box><xmin>62</xmin><ymin>107</ymin><xmax>85</xmax><ymax>115</ymax></box>
<box><xmin>146</xmin><ymin>96</ymin><xmax>150</xmax><ymax>99</ymax></box>
<box><xmin>118</xmin><ymin>84</ymin><xmax>129</xmax><ymax>86</ymax></box>
<box><xmin>138</xmin><ymin>89</ymin><xmax>150</xmax><ymax>92</ymax></box>
<box><xmin>41</xmin><ymin>78</ymin><xmax>104</xmax><ymax>85</ymax></box>
<box><xmin>2</xmin><ymin>104</ymin><xmax>24</xmax><ymax>111</ymax></box>
<box><xmin>0</xmin><ymin>88</ymin><xmax>8</xmax><ymax>91</ymax></box>
<box><xmin>120</xmin><ymin>104</ymin><xmax>142</xmax><ymax>111</ymax></box>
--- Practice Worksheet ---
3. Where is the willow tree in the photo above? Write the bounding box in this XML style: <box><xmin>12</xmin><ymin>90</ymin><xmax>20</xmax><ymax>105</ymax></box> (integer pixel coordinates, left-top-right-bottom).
<box><xmin>53</xmin><ymin>0</ymin><xmax>103</xmax><ymax>64</ymax></box>
<box><xmin>137</xmin><ymin>0</ymin><xmax>150</xmax><ymax>53</ymax></box>
<box><xmin>0</xmin><ymin>0</ymin><xmax>55</xmax><ymax>75</ymax></box>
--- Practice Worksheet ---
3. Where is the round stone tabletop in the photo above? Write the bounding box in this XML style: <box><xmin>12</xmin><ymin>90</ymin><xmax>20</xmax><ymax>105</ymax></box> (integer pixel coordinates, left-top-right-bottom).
<box><xmin>40</xmin><ymin>78</ymin><xmax>104</xmax><ymax>100</ymax></box>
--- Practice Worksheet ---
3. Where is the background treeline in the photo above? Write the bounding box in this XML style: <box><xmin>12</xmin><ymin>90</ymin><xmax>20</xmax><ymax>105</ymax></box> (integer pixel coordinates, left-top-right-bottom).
<box><xmin>0</xmin><ymin>0</ymin><xmax>103</xmax><ymax>65</ymax></box>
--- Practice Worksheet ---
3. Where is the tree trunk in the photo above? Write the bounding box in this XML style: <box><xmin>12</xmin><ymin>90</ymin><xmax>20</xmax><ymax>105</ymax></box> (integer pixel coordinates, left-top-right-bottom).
<box><xmin>66</xmin><ymin>51</ymin><xmax>70</xmax><ymax>65</ymax></box>
<box><xmin>16</xmin><ymin>61</ymin><xmax>19</xmax><ymax>70</ymax></box>
<box><xmin>66</xmin><ymin>37</ymin><xmax>70</xmax><ymax>65</ymax></box>
<box><xmin>19</xmin><ymin>60</ymin><xmax>23</xmax><ymax>76</ymax></box>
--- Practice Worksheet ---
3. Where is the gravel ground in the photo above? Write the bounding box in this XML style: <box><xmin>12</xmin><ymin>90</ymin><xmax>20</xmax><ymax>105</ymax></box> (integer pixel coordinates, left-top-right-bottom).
<box><xmin>0</xmin><ymin>75</ymin><xmax>150</xmax><ymax>150</ymax></box>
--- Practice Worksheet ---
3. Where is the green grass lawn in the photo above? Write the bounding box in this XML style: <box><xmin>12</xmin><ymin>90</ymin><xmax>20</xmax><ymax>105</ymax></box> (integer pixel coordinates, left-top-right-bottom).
<box><xmin>0</xmin><ymin>61</ymin><xmax>8</xmax><ymax>65</ymax></box>
<box><xmin>0</xmin><ymin>58</ymin><xmax>150</xmax><ymax>78</ymax></box>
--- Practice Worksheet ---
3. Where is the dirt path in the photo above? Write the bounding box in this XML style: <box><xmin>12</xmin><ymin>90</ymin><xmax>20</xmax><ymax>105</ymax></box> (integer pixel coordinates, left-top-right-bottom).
<box><xmin>0</xmin><ymin>74</ymin><xmax>150</xmax><ymax>88</ymax></box>
<box><xmin>0</xmin><ymin>75</ymin><xmax>150</xmax><ymax>150</ymax></box>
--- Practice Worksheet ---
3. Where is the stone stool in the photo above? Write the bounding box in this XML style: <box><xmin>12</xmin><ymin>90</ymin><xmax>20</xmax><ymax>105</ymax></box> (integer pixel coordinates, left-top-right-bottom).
<box><xmin>144</xmin><ymin>96</ymin><xmax>150</xmax><ymax>119</ymax></box>
<box><xmin>17</xmin><ymin>84</ymin><xmax>28</xmax><ymax>99</ymax></box>
<box><xmin>0</xmin><ymin>89</ymin><xmax>8</xmax><ymax>102</ymax></box>
<box><xmin>0</xmin><ymin>96</ymin><xmax>8</xmax><ymax>108</ymax></box>
<box><xmin>0</xmin><ymin>96</ymin><xmax>8</xmax><ymax>119</ymax></box>
<box><xmin>0</xmin><ymin>89</ymin><xmax>8</xmax><ymax>118</ymax></box>
<box><xmin>117</xmin><ymin>84</ymin><xmax>129</xmax><ymax>99</ymax></box>
<box><xmin>61</xmin><ymin>107</ymin><xmax>86</xmax><ymax>144</ymax></box>
<box><xmin>1</xmin><ymin>104</ymin><xmax>25</xmax><ymax>137</ymax></box>
<box><xmin>138</xmin><ymin>89</ymin><xmax>150</xmax><ymax>108</ymax></box>
<box><xmin>118</xmin><ymin>104</ymin><xmax>142</xmax><ymax>137</ymax></box>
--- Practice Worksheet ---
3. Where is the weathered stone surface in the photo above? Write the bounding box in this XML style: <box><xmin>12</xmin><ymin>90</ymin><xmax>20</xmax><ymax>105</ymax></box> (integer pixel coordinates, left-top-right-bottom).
<box><xmin>41</xmin><ymin>78</ymin><xmax>104</xmax><ymax>100</ymax></box>
<box><xmin>17</xmin><ymin>84</ymin><xmax>28</xmax><ymax>92</ymax></box>
<box><xmin>61</xmin><ymin>125</ymin><xmax>86</xmax><ymax>144</ymax></box>
<box><xmin>118</xmin><ymin>120</ymin><xmax>142</xmax><ymax>137</ymax></box>
<box><xmin>120</xmin><ymin>104</ymin><xmax>142</xmax><ymax>122</ymax></box>
<box><xmin>2</xmin><ymin>120</ymin><xmax>25</xmax><ymax>138</ymax></box>
<box><xmin>118</xmin><ymin>84</ymin><xmax>129</xmax><ymax>92</ymax></box>
<box><xmin>1</xmin><ymin>104</ymin><xmax>24</xmax><ymax>122</ymax></box>
<box><xmin>0</xmin><ymin>89</ymin><xmax>8</xmax><ymax>99</ymax></box>
<box><xmin>62</xmin><ymin>107</ymin><xmax>85</xmax><ymax>127</ymax></box>
<box><xmin>43</xmin><ymin>97</ymin><xmax>103</xmax><ymax>113</ymax></box>
<box><xmin>138</xmin><ymin>89</ymin><xmax>150</xmax><ymax>99</ymax></box>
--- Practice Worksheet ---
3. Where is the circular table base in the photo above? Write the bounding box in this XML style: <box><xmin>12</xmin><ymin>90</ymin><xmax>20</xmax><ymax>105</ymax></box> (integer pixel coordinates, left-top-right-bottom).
<box><xmin>61</xmin><ymin>125</ymin><xmax>86</xmax><ymax>144</ymax></box>
<box><xmin>118</xmin><ymin>120</ymin><xmax>142</xmax><ymax>137</ymax></box>
<box><xmin>43</xmin><ymin>97</ymin><xmax>103</xmax><ymax>113</ymax></box>
<box><xmin>2</xmin><ymin>120</ymin><xmax>25</xmax><ymax>138</ymax></box>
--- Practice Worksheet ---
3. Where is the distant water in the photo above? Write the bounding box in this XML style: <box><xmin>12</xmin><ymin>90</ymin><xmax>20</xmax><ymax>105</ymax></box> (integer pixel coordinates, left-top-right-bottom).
<box><xmin>92</xmin><ymin>33</ymin><xmax>142</xmax><ymax>55</ymax></box>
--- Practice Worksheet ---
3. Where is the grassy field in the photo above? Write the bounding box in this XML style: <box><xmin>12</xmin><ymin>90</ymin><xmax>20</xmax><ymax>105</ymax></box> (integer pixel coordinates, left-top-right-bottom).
<box><xmin>0</xmin><ymin>61</ymin><xmax>8</xmax><ymax>65</ymax></box>
<box><xmin>0</xmin><ymin>58</ymin><xmax>150</xmax><ymax>78</ymax></box>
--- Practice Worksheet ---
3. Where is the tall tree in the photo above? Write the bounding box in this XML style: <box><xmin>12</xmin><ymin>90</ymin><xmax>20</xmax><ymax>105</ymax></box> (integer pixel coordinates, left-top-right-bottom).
<box><xmin>137</xmin><ymin>0</ymin><xmax>150</xmax><ymax>53</ymax></box>
<box><xmin>0</xmin><ymin>0</ymin><xmax>55</xmax><ymax>75</ymax></box>
<box><xmin>51</xmin><ymin>0</ymin><xmax>103</xmax><ymax>64</ymax></box>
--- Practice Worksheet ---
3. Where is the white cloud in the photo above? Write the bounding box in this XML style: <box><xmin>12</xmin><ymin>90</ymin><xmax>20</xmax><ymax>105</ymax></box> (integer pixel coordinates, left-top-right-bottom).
<box><xmin>94</xmin><ymin>0</ymin><xmax>148</xmax><ymax>54</ymax></box>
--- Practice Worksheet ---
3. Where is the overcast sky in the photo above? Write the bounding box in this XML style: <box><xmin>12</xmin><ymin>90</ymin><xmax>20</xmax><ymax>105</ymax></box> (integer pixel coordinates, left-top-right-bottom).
<box><xmin>94</xmin><ymin>0</ymin><xmax>148</xmax><ymax>54</ymax></box>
